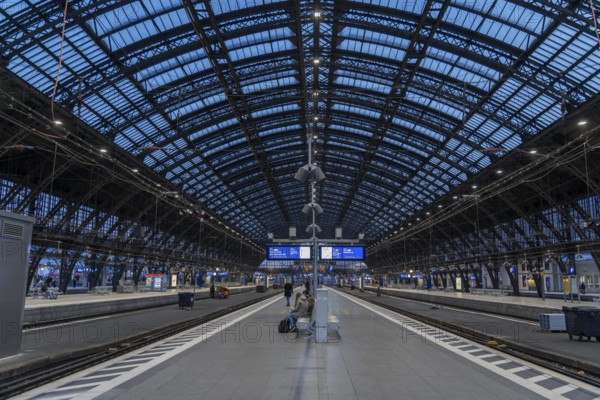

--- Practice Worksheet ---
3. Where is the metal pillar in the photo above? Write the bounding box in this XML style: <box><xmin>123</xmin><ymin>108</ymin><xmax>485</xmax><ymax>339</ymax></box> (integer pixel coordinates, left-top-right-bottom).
<box><xmin>0</xmin><ymin>211</ymin><xmax>35</xmax><ymax>359</ymax></box>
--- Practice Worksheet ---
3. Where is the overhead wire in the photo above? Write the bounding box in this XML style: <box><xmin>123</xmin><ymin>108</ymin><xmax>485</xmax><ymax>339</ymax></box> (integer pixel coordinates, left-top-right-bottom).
<box><xmin>0</xmin><ymin>99</ymin><xmax>263</xmax><ymax>254</ymax></box>
<box><xmin>590</xmin><ymin>0</ymin><xmax>600</xmax><ymax>47</ymax></box>
<box><xmin>382</xmin><ymin>124</ymin><xmax>600</xmax><ymax>250</ymax></box>
<box><xmin>50</xmin><ymin>0</ymin><xmax>69</xmax><ymax>122</ymax></box>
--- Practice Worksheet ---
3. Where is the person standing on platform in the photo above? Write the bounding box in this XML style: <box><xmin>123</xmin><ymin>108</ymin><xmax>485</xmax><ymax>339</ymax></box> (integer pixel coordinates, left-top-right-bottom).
<box><xmin>283</xmin><ymin>281</ymin><xmax>293</xmax><ymax>306</ymax></box>
<box><xmin>210</xmin><ymin>283</ymin><xmax>215</xmax><ymax>298</ymax></box>
<box><xmin>305</xmin><ymin>279</ymin><xmax>310</xmax><ymax>293</ymax></box>
<box><xmin>580</xmin><ymin>282</ymin><xmax>586</xmax><ymax>294</ymax></box>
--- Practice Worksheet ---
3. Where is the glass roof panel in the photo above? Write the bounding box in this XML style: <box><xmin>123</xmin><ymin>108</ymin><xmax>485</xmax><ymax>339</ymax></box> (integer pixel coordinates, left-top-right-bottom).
<box><xmin>2</xmin><ymin>0</ymin><xmax>599</xmax><ymax>248</ymax></box>
<box><xmin>341</xmin><ymin>38</ymin><xmax>405</xmax><ymax>61</ymax></box>
<box><xmin>332</xmin><ymin>104</ymin><xmax>379</xmax><ymax>120</ymax></box>
<box><xmin>392</xmin><ymin>118</ymin><xmax>445</xmax><ymax>143</ymax></box>
<box><xmin>242</xmin><ymin>77</ymin><xmax>299</xmax><ymax>94</ymax></box>
<box><xmin>420</xmin><ymin>54</ymin><xmax>495</xmax><ymax>89</ymax></box>
<box><xmin>328</xmin><ymin>125</ymin><xmax>371</xmax><ymax>138</ymax></box>
<box><xmin>211</xmin><ymin>0</ymin><xmax>285</xmax><ymax>15</ymax></box>
<box><xmin>408</xmin><ymin>91</ymin><xmax>463</xmax><ymax>120</ymax></box>
<box><xmin>252</xmin><ymin>104</ymin><xmax>299</xmax><ymax>120</ymax></box>
<box><xmin>259</xmin><ymin>124</ymin><xmax>302</xmax><ymax>138</ymax></box>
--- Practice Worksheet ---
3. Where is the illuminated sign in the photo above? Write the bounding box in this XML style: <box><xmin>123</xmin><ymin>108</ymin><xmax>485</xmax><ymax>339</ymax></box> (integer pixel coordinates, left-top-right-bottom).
<box><xmin>319</xmin><ymin>246</ymin><xmax>365</xmax><ymax>261</ymax></box>
<box><xmin>266</xmin><ymin>245</ymin><xmax>312</xmax><ymax>260</ymax></box>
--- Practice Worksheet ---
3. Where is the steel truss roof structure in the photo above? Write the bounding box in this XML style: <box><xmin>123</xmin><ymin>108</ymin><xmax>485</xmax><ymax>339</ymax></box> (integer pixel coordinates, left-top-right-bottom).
<box><xmin>1</xmin><ymin>0</ymin><xmax>600</xmax><ymax>274</ymax></box>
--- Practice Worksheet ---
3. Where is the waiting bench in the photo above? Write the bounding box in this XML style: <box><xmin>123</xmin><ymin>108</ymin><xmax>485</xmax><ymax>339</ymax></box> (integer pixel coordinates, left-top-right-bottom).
<box><xmin>39</xmin><ymin>288</ymin><xmax>61</xmax><ymax>299</ymax></box>
<box><xmin>296</xmin><ymin>314</ymin><xmax>341</xmax><ymax>339</ymax></box>
<box><xmin>90</xmin><ymin>287</ymin><xmax>110</xmax><ymax>295</ymax></box>
<box><xmin>30</xmin><ymin>287</ymin><xmax>61</xmax><ymax>299</ymax></box>
<box><xmin>117</xmin><ymin>284</ymin><xmax>135</xmax><ymax>294</ymax></box>
<box><xmin>472</xmin><ymin>288</ymin><xmax>510</xmax><ymax>296</ymax></box>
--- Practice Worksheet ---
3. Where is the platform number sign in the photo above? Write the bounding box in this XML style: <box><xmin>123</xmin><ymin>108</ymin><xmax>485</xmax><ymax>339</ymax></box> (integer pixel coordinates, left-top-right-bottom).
<box><xmin>568</xmin><ymin>267</ymin><xmax>576</xmax><ymax>275</ymax></box>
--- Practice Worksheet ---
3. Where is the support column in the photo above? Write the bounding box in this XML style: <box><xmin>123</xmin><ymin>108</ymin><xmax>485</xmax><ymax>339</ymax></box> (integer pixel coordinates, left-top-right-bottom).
<box><xmin>0</xmin><ymin>211</ymin><xmax>35</xmax><ymax>359</ymax></box>
<box><xmin>315</xmin><ymin>288</ymin><xmax>328</xmax><ymax>343</ymax></box>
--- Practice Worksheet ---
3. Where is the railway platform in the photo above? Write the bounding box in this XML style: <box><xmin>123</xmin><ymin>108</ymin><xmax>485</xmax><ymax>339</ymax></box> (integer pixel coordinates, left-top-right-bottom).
<box><xmin>12</xmin><ymin>287</ymin><xmax>600</xmax><ymax>400</ymax></box>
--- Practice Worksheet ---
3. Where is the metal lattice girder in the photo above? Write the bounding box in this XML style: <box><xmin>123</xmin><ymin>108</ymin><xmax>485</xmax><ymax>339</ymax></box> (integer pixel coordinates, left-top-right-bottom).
<box><xmin>332</xmin><ymin>0</ymin><xmax>454</xmax><ymax>226</ymax></box>
<box><xmin>2</xmin><ymin>0</ymin><xmax>600</xmax><ymax>270</ymax></box>
<box><xmin>180</xmin><ymin>0</ymin><xmax>291</xmax><ymax>225</ymax></box>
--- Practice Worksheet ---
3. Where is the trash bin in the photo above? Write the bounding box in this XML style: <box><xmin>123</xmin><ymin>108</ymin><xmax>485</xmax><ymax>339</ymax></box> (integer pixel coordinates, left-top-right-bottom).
<box><xmin>178</xmin><ymin>292</ymin><xmax>194</xmax><ymax>309</ymax></box>
<box><xmin>562</xmin><ymin>306</ymin><xmax>600</xmax><ymax>341</ymax></box>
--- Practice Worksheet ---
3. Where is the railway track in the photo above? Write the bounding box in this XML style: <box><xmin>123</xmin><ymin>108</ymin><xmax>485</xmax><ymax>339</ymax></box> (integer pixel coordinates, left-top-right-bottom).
<box><xmin>343</xmin><ymin>288</ymin><xmax>600</xmax><ymax>388</ymax></box>
<box><xmin>0</xmin><ymin>292</ymin><xmax>280</xmax><ymax>399</ymax></box>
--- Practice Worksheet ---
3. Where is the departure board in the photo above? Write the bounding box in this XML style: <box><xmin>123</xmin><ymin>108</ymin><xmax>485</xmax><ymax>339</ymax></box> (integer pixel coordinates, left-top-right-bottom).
<box><xmin>319</xmin><ymin>246</ymin><xmax>365</xmax><ymax>260</ymax></box>
<box><xmin>266</xmin><ymin>245</ymin><xmax>312</xmax><ymax>260</ymax></box>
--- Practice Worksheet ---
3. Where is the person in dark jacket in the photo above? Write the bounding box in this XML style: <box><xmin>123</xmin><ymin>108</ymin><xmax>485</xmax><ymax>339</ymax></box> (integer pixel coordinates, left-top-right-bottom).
<box><xmin>210</xmin><ymin>283</ymin><xmax>215</xmax><ymax>298</ymax></box>
<box><xmin>283</xmin><ymin>281</ymin><xmax>293</xmax><ymax>306</ymax></box>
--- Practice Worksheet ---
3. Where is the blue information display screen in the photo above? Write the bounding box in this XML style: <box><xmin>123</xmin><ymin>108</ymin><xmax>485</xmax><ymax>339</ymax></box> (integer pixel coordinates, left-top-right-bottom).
<box><xmin>319</xmin><ymin>246</ymin><xmax>365</xmax><ymax>261</ymax></box>
<box><xmin>266</xmin><ymin>245</ymin><xmax>312</xmax><ymax>260</ymax></box>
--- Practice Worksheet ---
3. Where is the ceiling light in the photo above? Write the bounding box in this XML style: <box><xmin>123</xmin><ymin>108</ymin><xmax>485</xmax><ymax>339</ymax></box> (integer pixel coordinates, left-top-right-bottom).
<box><xmin>313</xmin><ymin>59</ymin><xmax>320</xmax><ymax>64</ymax></box>
<box><xmin>438</xmin><ymin>205</ymin><xmax>443</xmax><ymax>208</ymax></box>
<box><xmin>529</xmin><ymin>149</ymin><xmax>537</xmax><ymax>154</ymax></box>
<box><xmin>54</xmin><ymin>120</ymin><xmax>62</xmax><ymax>125</ymax></box>
<box><xmin>314</xmin><ymin>11</ymin><xmax>321</xmax><ymax>17</ymax></box>
<box><xmin>578</xmin><ymin>121</ymin><xmax>587</xmax><ymax>125</ymax></box>
<box><xmin>496</xmin><ymin>170</ymin><xmax>502</xmax><ymax>174</ymax></box>
<box><xmin>99</xmin><ymin>148</ymin><xmax>107</xmax><ymax>153</ymax></box>
<box><xmin>132</xmin><ymin>168</ymin><xmax>139</xmax><ymax>173</ymax></box>
<box><xmin>472</xmin><ymin>185</ymin><xmax>477</xmax><ymax>189</ymax></box>
<box><xmin>314</xmin><ymin>116</ymin><xmax>319</xmax><ymax>121</ymax></box>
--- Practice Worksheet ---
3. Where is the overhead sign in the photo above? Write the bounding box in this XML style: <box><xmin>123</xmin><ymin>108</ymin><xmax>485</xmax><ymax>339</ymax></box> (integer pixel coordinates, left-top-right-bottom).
<box><xmin>266</xmin><ymin>245</ymin><xmax>312</xmax><ymax>260</ymax></box>
<box><xmin>319</xmin><ymin>246</ymin><xmax>365</xmax><ymax>261</ymax></box>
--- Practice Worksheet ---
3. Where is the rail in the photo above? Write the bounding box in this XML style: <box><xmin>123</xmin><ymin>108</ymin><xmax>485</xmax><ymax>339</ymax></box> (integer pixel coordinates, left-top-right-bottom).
<box><xmin>0</xmin><ymin>291</ymin><xmax>281</xmax><ymax>398</ymax></box>
<box><xmin>340</xmin><ymin>287</ymin><xmax>600</xmax><ymax>388</ymax></box>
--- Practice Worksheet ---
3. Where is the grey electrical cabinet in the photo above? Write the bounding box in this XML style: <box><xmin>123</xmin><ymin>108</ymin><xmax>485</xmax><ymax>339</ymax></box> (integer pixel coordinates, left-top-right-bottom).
<box><xmin>0</xmin><ymin>211</ymin><xmax>35</xmax><ymax>359</ymax></box>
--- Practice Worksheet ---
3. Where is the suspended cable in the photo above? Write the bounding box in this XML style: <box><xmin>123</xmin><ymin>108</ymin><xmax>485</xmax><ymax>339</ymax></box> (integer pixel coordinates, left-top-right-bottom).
<box><xmin>590</xmin><ymin>0</ymin><xmax>600</xmax><ymax>47</ymax></box>
<box><xmin>48</xmin><ymin>143</ymin><xmax>58</xmax><ymax>201</ymax></box>
<box><xmin>51</xmin><ymin>0</ymin><xmax>69</xmax><ymax>122</ymax></box>
<box><xmin>175</xmin><ymin>88</ymin><xmax>183</xmax><ymax>131</ymax></box>
<box><xmin>76</xmin><ymin>77</ymin><xmax>83</xmax><ymax>118</ymax></box>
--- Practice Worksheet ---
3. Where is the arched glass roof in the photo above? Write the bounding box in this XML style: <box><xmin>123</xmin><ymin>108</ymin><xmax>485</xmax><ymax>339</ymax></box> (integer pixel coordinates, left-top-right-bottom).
<box><xmin>1</xmin><ymin>0</ymin><xmax>599</xmax><ymax>242</ymax></box>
